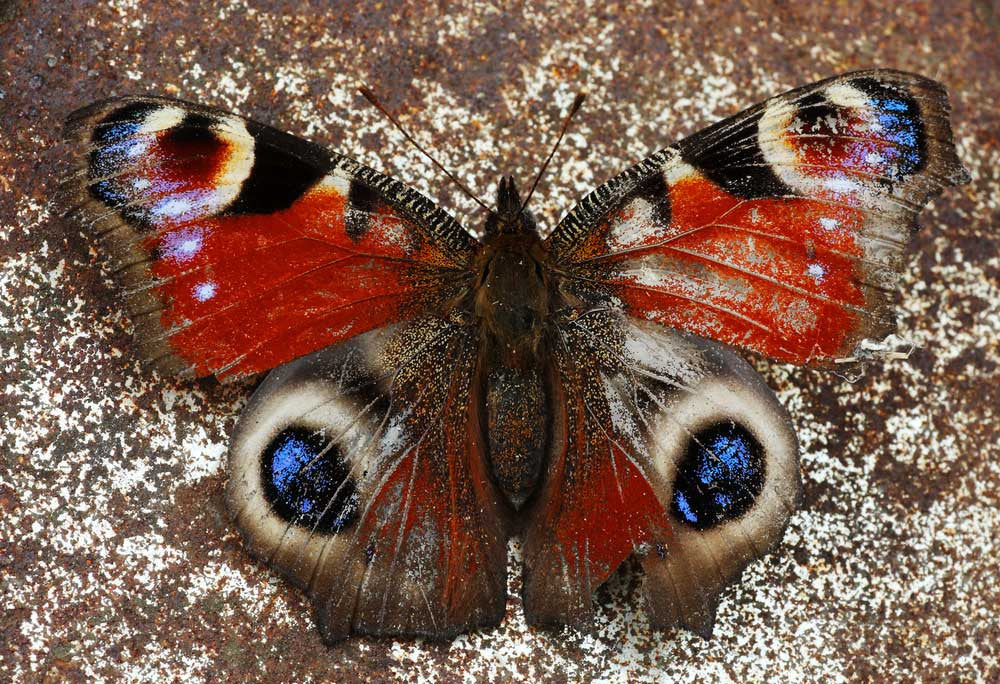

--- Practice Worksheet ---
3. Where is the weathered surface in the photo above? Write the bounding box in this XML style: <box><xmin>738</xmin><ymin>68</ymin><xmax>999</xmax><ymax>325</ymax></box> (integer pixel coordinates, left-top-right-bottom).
<box><xmin>1</xmin><ymin>1</ymin><xmax>997</xmax><ymax>681</ymax></box>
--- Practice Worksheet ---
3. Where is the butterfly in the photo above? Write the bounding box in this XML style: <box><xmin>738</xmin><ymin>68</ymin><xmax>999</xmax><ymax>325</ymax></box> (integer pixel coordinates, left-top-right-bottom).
<box><xmin>62</xmin><ymin>69</ymin><xmax>968</xmax><ymax>643</ymax></box>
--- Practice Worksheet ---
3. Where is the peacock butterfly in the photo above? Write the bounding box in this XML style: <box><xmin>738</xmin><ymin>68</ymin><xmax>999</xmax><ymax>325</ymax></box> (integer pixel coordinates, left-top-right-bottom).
<box><xmin>61</xmin><ymin>70</ymin><xmax>968</xmax><ymax>642</ymax></box>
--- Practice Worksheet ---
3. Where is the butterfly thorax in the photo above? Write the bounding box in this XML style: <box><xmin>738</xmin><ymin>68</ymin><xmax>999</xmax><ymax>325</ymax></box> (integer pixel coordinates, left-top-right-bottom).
<box><xmin>475</xmin><ymin>176</ymin><xmax>550</xmax><ymax>367</ymax></box>
<box><xmin>473</xmin><ymin>177</ymin><xmax>553</xmax><ymax>509</ymax></box>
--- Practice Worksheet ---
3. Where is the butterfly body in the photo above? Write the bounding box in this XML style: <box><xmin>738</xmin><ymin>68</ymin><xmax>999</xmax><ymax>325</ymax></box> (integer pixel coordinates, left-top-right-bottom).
<box><xmin>474</xmin><ymin>178</ymin><xmax>549</xmax><ymax>367</ymax></box>
<box><xmin>63</xmin><ymin>70</ymin><xmax>968</xmax><ymax>643</ymax></box>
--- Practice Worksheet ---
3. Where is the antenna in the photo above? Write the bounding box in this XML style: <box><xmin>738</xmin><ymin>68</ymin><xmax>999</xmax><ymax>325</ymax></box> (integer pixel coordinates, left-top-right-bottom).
<box><xmin>358</xmin><ymin>84</ymin><xmax>490</xmax><ymax>213</ymax></box>
<box><xmin>520</xmin><ymin>91</ymin><xmax>586</xmax><ymax>212</ymax></box>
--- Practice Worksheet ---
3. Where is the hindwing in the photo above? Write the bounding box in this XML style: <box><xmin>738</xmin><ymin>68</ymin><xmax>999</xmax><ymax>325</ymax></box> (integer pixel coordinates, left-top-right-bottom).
<box><xmin>226</xmin><ymin>316</ymin><xmax>508</xmax><ymax>642</ymax></box>
<box><xmin>522</xmin><ymin>305</ymin><xmax>800</xmax><ymax>634</ymax></box>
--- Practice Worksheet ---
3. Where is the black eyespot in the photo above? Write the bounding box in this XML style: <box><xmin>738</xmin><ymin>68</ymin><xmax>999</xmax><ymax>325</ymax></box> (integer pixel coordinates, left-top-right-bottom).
<box><xmin>671</xmin><ymin>421</ymin><xmax>765</xmax><ymax>530</ymax></box>
<box><xmin>225</xmin><ymin>120</ymin><xmax>327</xmax><ymax>216</ymax></box>
<box><xmin>628</xmin><ymin>173</ymin><xmax>672</xmax><ymax>226</ymax></box>
<box><xmin>161</xmin><ymin>115</ymin><xmax>219</xmax><ymax>149</ymax></box>
<box><xmin>678</xmin><ymin>108</ymin><xmax>791</xmax><ymax>199</ymax></box>
<box><xmin>260</xmin><ymin>426</ymin><xmax>360</xmax><ymax>533</ymax></box>
<box><xmin>344</xmin><ymin>180</ymin><xmax>382</xmax><ymax>241</ymax></box>
<box><xmin>794</xmin><ymin>92</ymin><xmax>841</xmax><ymax>135</ymax></box>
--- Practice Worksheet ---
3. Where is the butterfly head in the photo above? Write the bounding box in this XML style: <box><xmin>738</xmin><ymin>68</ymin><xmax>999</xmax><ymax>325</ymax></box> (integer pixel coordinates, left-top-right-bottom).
<box><xmin>483</xmin><ymin>175</ymin><xmax>539</xmax><ymax>238</ymax></box>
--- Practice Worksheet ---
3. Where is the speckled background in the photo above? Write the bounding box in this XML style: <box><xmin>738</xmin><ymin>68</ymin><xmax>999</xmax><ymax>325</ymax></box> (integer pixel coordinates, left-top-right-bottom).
<box><xmin>1</xmin><ymin>1</ymin><xmax>998</xmax><ymax>682</ymax></box>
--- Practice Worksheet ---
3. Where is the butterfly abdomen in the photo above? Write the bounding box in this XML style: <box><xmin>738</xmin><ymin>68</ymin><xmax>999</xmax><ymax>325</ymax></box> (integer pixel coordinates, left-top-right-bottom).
<box><xmin>483</xmin><ymin>363</ymin><xmax>549</xmax><ymax>509</ymax></box>
<box><xmin>473</xmin><ymin>222</ymin><xmax>554</xmax><ymax>509</ymax></box>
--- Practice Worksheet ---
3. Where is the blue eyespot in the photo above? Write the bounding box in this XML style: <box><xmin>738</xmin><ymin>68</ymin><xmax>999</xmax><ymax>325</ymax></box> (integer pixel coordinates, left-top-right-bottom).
<box><xmin>873</xmin><ymin>98</ymin><xmax>921</xmax><ymax>177</ymax></box>
<box><xmin>261</xmin><ymin>426</ymin><xmax>359</xmax><ymax>533</ymax></box>
<box><xmin>878</xmin><ymin>97</ymin><xmax>910</xmax><ymax>112</ymax></box>
<box><xmin>87</xmin><ymin>102</ymin><xmax>164</xmax><ymax>223</ymax></box>
<box><xmin>851</xmin><ymin>77</ymin><xmax>926</xmax><ymax>179</ymax></box>
<box><xmin>671</xmin><ymin>422</ymin><xmax>765</xmax><ymax>530</ymax></box>
<box><xmin>93</xmin><ymin>119</ymin><xmax>144</xmax><ymax>147</ymax></box>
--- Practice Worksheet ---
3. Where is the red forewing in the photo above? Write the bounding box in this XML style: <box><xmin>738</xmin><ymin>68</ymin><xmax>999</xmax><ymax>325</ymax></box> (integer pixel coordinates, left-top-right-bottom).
<box><xmin>546</xmin><ymin>70</ymin><xmax>969</xmax><ymax>365</ymax></box>
<box><xmin>63</xmin><ymin>96</ymin><xmax>478</xmax><ymax>381</ymax></box>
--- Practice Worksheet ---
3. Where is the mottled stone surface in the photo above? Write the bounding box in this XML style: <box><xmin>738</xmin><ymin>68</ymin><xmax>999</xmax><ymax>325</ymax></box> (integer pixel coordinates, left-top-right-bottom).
<box><xmin>1</xmin><ymin>1</ymin><xmax>998</xmax><ymax>682</ymax></box>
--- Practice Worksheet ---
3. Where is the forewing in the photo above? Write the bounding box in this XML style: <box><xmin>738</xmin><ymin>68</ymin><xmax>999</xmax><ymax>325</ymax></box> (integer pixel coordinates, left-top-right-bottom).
<box><xmin>545</xmin><ymin>70</ymin><xmax>969</xmax><ymax>365</ymax></box>
<box><xmin>226</xmin><ymin>315</ymin><xmax>508</xmax><ymax>642</ymax></box>
<box><xmin>63</xmin><ymin>96</ymin><xmax>478</xmax><ymax>381</ymax></box>
<box><xmin>522</xmin><ymin>306</ymin><xmax>800</xmax><ymax>634</ymax></box>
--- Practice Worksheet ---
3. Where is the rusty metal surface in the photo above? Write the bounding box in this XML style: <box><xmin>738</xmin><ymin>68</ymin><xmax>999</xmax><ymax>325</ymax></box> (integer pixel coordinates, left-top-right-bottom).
<box><xmin>1</xmin><ymin>1</ymin><xmax>998</xmax><ymax>681</ymax></box>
